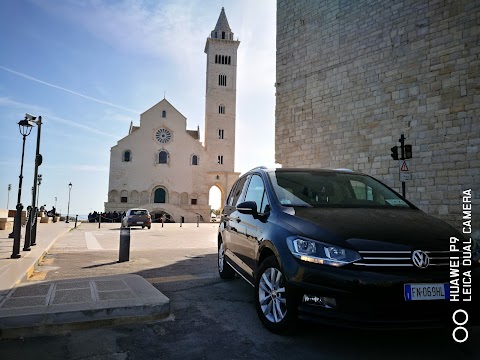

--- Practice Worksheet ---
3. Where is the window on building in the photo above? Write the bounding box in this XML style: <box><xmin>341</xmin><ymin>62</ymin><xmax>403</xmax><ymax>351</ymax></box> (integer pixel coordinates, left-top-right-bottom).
<box><xmin>154</xmin><ymin>188</ymin><xmax>166</xmax><ymax>203</ymax></box>
<box><xmin>123</xmin><ymin>150</ymin><xmax>131</xmax><ymax>162</ymax></box>
<box><xmin>191</xmin><ymin>199</ymin><xmax>197</xmax><ymax>205</ymax></box>
<box><xmin>218</xmin><ymin>74</ymin><xmax>226</xmax><ymax>86</ymax></box>
<box><xmin>222</xmin><ymin>31</ymin><xmax>225</xmax><ymax>39</ymax></box>
<box><xmin>218</xmin><ymin>129</ymin><xmax>224</xmax><ymax>139</ymax></box>
<box><xmin>214</xmin><ymin>31</ymin><xmax>217</xmax><ymax>38</ymax></box>
<box><xmin>219</xmin><ymin>104</ymin><xmax>225</xmax><ymax>114</ymax></box>
<box><xmin>159</xmin><ymin>150</ymin><xmax>169</xmax><ymax>164</ymax></box>
<box><xmin>121</xmin><ymin>197</ymin><xmax>128</xmax><ymax>203</ymax></box>
<box><xmin>218</xmin><ymin>155</ymin><xmax>223</xmax><ymax>165</ymax></box>
<box><xmin>162</xmin><ymin>110</ymin><xmax>166</xmax><ymax>118</ymax></box>
<box><xmin>192</xmin><ymin>155</ymin><xmax>199</xmax><ymax>165</ymax></box>
<box><xmin>228</xmin><ymin>56</ymin><xmax>231</xmax><ymax>65</ymax></box>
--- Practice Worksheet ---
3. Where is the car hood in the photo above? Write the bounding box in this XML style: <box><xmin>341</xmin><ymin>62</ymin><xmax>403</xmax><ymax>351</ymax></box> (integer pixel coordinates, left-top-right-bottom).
<box><xmin>281</xmin><ymin>207</ymin><xmax>459</xmax><ymax>250</ymax></box>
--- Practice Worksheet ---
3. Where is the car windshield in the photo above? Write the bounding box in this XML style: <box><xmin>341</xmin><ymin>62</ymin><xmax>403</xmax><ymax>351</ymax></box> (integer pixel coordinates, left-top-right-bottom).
<box><xmin>268</xmin><ymin>171</ymin><xmax>412</xmax><ymax>208</ymax></box>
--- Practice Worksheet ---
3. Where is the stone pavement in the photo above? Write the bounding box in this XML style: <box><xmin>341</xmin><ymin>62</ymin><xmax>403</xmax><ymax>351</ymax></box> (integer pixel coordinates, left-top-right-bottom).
<box><xmin>0</xmin><ymin>223</ymin><xmax>170</xmax><ymax>338</ymax></box>
<box><xmin>0</xmin><ymin>222</ymin><xmax>73</xmax><ymax>293</ymax></box>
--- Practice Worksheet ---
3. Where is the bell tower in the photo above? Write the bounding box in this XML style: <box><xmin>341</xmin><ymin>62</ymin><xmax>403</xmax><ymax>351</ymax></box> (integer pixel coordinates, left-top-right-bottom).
<box><xmin>204</xmin><ymin>7</ymin><xmax>240</xmax><ymax>172</ymax></box>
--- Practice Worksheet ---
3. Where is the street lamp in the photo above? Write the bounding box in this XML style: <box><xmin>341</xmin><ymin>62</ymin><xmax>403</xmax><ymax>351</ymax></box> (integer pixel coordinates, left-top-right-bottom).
<box><xmin>24</xmin><ymin>115</ymin><xmax>42</xmax><ymax>250</ymax></box>
<box><xmin>10</xmin><ymin>116</ymin><xmax>34</xmax><ymax>259</ymax></box>
<box><xmin>66</xmin><ymin>182</ymin><xmax>72</xmax><ymax>223</ymax></box>
<box><xmin>53</xmin><ymin>196</ymin><xmax>58</xmax><ymax>223</ymax></box>
<box><xmin>7</xmin><ymin>184</ymin><xmax>11</xmax><ymax>209</ymax></box>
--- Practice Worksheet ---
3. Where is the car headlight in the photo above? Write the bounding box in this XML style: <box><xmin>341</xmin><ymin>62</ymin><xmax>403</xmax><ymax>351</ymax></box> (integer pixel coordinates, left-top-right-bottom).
<box><xmin>286</xmin><ymin>236</ymin><xmax>362</xmax><ymax>267</ymax></box>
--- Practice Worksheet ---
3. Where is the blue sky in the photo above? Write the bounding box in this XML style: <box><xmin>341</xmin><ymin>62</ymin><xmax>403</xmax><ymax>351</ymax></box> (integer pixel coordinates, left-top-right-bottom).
<box><xmin>0</xmin><ymin>0</ymin><xmax>276</xmax><ymax>216</ymax></box>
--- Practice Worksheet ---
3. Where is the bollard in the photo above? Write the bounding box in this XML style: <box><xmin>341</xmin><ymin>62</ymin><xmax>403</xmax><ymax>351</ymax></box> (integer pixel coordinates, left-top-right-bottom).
<box><xmin>98</xmin><ymin>213</ymin><xmax>101</xmax><ymax>228</ymax></box>
<box><xmin>75</xmin><ymin>215</ymin><xmax>78</xmax><ymax>228</ymax></box>
<box><xmin>180</xmin><ymin>216</ymin><xmax>184</xmax><ymax>227</ymax></box>
<box><xmin>119</xmin><ymin>227</ymin><xmax>130</xmax><ymax>262</ymax></box>
<box><xmin>197</xmin><ymin>214</ymin><xmax>199</xmax><ymax>227</ymax></box>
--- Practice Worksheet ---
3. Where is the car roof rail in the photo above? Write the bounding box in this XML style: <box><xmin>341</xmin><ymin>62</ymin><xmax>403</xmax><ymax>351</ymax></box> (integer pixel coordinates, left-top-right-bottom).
<box><xmin>249</xmin><ymin>166</ymin><xmax>268</xmax><ymax>172</ymax></box>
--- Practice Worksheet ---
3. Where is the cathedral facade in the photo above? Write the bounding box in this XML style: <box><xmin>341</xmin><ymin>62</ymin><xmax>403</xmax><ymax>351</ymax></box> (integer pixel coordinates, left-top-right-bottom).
<box><xmin>105</xmin><ymin>8</ymin><xmax>240</xmax><ymax>223</ymax></box>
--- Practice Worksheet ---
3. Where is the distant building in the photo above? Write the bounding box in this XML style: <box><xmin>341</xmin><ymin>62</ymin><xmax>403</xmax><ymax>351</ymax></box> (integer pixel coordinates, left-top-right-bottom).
<box><xmin>105</xmin><ymin>8</ymin><xmax>240</xmax><ymax>222</ymax></box>
<box><xmin>275</xmin><ymin>0</ymin><xmax>479</xmax><ymax>236</ymax></box>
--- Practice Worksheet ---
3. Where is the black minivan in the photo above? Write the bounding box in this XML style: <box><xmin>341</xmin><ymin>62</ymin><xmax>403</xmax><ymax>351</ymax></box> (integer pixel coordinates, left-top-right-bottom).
<box><xmin>217</xmin><ymin>167</ymin><xmax>479</xmax><ymax>332</ymax></box>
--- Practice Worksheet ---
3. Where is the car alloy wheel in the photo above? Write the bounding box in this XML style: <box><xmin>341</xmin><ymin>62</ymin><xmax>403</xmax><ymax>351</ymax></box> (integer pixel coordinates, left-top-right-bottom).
<box><xmin>255</xmin><ymin>256</ymin><xmax>296</xmax><ymax>333</ymax></box>
<box><xmin>218</xmin><ymin>240</ymin><xmax>235</xmax><ymax>279</ymax></box>
<box><xmin>259</xmin><ymin>267</ymin><xmax>287</xmax><ymax>323</ymax></box>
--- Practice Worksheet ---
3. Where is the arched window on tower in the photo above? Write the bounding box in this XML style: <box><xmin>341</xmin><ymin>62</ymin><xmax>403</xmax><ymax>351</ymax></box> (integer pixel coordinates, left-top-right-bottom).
<box><xmin>228</xmin><ymin>56</ymin><xmax>231</xmax><ymax>65</ymax></box>
<box><xmin>158</xmin><ymin>150</ymin><xmax>169</xmax><ymax>164</ymax></box>
<box><xmin>219</xmin><ymin>104</ymin><xmax>225</xmax><ymax>114</ymax></box>
<box><xmin>191</xmin><ymin>155</ymin><xmax>199</xmax><ymax>166</ymax></box>
<box><xmin>214</xmin><ymin>31</ymin><xmax>217</xmax><ymax>38</ymax></box>
<box><xmin>222</xmin><ymin>31</ymin><xmax>225</xmax><ymax>39</ymax></box>
<box><xmin>162</xmin><ymin>110</ymin><xmax>166</xmax><ymax>118</ymax></box>
<box><xmin>123</xmin><ymin>150</ymin><xmax>131</xmax><ymax>162</ymax></box>
<box><xmin>154</xmin><ymin>188</ymin><xmax>166</xmax><ymax>203</ymax></box>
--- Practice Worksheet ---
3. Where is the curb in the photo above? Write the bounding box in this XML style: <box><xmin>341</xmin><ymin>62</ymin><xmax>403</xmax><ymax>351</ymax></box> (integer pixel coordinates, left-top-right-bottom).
<box><xmin>0</xmin><ymin>274</ymin><xmax>170</xmax><ymax>339</ymax></box>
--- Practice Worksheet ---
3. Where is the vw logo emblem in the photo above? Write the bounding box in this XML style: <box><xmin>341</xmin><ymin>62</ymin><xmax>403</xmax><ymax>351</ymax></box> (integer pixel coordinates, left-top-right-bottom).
<box><xmin>412</xmin><ymin>250</ymin><xmax>430</xmax><ymax>268</ymax></box>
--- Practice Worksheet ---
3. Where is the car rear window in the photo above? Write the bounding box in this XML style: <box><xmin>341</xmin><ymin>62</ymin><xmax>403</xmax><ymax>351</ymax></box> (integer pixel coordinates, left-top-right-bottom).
<box><xmin>131</xmin><ymin>210</ymin><xmax>148</xmax><ymax>215</ymax></box>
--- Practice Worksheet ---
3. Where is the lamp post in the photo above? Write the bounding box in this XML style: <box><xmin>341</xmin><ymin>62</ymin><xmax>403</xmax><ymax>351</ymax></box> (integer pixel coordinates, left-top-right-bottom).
<box><xmin>7</xmin><ymin>184</ymin><xmax>11</xmax><ymax>209</ymax></box>
<box><xmin>10</xmin><ymin>116</ymin><xmax>34</xmax><ymax>258</ymax></box>
<box><xmin>66</xmin><ymin>182</ymin><xmax>72</xmax><ymax>223</ymax></box>
<box><xmin>36</xmin><ymin>174</ymin><xmax>42</xmax><ymax>208</ymax></box>
<box><xmin>54</xmin><ymin>196</ymin><xmax>57</xmax><ymax>222</ymax></box>
<box><xmin>24</xmin><ymin>115</ymin><xmax>42</xmax><ymax>250</ymax></box>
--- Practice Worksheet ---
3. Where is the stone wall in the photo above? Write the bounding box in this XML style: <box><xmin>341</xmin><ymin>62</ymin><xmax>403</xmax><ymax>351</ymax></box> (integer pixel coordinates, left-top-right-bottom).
<box><xmin>275</xmin><ymin>0</ymin><xmax>479</xmax><ymax>237</ymax></box>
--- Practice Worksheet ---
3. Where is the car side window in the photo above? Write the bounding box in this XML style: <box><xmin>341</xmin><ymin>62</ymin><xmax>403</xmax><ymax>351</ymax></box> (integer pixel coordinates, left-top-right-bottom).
<box><xmin>244</xmin><ymin>175</ymin><xmax>268</xmax><ymax>213</ymax></box>
<box><xmin>230</xmin><ymin>176</ymin><xmax>249</xmax><ymax>206</ymax></box>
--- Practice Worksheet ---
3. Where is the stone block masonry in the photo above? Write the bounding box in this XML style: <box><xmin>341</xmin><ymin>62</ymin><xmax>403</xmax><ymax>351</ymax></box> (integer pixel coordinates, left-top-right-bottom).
<box><xmin>275</xmin><ymin>0</ymin><xmax>480</xmax><ymax>237</ymax></box>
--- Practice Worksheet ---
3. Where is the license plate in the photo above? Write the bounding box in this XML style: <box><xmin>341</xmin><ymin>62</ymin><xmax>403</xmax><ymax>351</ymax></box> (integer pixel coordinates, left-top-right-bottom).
<box><xmin>137</xmin><ymin>221</ymin><xmax>143</xmax><ymax>224</ymax></box>
<box><xmin>404</xmin><ymin>283</ymin><xmax>449</xmax><ymax>301</ymax></box>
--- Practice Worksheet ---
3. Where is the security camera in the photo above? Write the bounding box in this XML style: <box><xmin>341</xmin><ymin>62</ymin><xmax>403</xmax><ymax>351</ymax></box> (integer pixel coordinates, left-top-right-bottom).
<box><xmin>25</xmin><ymin>113</ymin><xmax>37</xmax><ymax>121</ymax></box>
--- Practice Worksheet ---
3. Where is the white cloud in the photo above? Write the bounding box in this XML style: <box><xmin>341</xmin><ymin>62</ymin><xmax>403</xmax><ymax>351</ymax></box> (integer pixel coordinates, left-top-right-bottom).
<box><xmin>32</xmin><ymin>0</ymin><xmax>210</xmax><ymax>69</ymax></box>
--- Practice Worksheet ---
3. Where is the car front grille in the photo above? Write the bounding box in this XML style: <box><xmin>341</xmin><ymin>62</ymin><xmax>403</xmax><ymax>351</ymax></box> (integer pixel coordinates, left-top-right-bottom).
<box><xmin>353</xmin><ymin>250</ymin><xmax>451</xmax><ymax>268</ymax></box>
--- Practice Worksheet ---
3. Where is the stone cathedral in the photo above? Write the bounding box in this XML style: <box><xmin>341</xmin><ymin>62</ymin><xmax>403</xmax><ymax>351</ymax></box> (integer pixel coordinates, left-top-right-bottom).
<box><xmin>105</xmin><ymin>8</ymin><xmax>240</xmax><ymax>222</ymax></box>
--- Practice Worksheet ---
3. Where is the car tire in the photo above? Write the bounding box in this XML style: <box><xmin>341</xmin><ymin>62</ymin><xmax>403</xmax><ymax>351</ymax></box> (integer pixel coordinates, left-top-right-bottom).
<box><xmin>255</xmin><ymin>256</ymin><xmax>297</xmax><ymax>334</ymax></box>
<box><xmin>218</xmin><ymin>239</ymin><xmax>235</xmax><ymax>279</ymax></box>
<box><xmin>148</xmin><ymin>225</ymin><xmax>151</xmax><ymax>229</ymax></box>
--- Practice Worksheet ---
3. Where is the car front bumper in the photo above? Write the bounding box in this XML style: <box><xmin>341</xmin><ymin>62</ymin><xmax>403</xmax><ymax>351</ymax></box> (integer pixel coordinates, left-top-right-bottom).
<box><xmin>283</xmin><ymin>257</ymin><xmax>480</xmax><ymax>329</ymax></box>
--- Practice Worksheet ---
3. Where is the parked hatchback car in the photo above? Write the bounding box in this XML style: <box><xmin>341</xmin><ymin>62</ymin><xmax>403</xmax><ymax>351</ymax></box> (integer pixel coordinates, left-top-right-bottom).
<box><xmin>217</xmin><ymin>167</ymin><xmax>479</xmax><ymax>332</ymax></box>
<box><xmin>122</xmin><ymin>208</ymin><xmax>151</xmax><ymax>229</ymax></box>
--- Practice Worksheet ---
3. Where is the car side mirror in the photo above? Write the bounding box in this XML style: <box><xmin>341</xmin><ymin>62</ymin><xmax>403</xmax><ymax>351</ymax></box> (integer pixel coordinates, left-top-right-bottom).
<box><xmin>236</xmin><ymin>201</ymin><xmax>258</xmax><ymax>217</ymax></box>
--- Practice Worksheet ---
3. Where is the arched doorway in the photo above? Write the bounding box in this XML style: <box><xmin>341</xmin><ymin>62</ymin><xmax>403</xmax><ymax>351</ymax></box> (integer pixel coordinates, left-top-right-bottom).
<box><xmin>153</xmin><ymin>187</ymin><xmax>167</xmax><ymax>203</ymax></box>
<box><xmin>209</xmin><ymin>185</ymin><xmax>222</xmax><ymax>219</ymax></box>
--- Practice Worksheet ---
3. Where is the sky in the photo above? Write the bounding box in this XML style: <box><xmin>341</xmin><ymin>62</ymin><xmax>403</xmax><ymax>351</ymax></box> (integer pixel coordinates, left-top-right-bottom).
<box><xmin>0</xmin><ymin>0</ymin><xmax>277</xmax><ymax>216</ymax></box>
